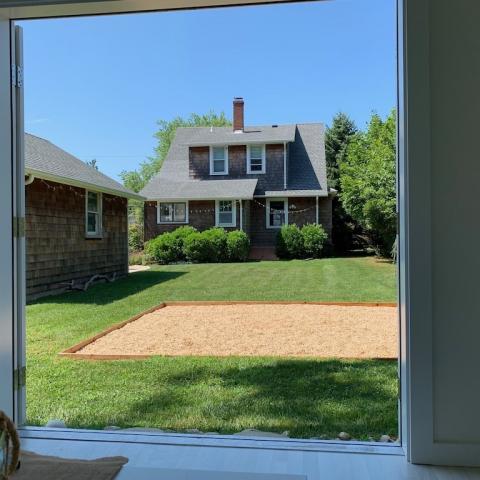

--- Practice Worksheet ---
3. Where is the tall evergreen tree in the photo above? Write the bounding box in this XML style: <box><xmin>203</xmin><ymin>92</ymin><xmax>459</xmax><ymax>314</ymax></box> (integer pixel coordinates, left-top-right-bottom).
<box><xmin>325</xmin><ymin>113</ymin><xmax>359</xmax><ymax>253</ymax></box>
<box><xmin>325</xmin><ymin>112</ymin><xmax>357</xmax><ymax>191</ymax></box>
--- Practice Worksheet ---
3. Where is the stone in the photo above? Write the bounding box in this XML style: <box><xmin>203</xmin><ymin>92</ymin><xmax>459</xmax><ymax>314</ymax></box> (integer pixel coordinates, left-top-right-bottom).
<box><xmin>45</xmin><ymin>419</ymin><xmax>66</xmax><ymax>429</ymax></box>
<box><xmin>379</xmin><ymin>434</ymin><xmax>392</xmax><ymax>443</ymax></box>
<box><xmin>103</xmin><ymin>426</ymin><xmax>121</xmax><ymax>431</ymax></box>
<box><xmin>338</xmin><ymin>431</ymin><xmax>351</xmax><ymax>441</ymax></box>
<box><xmin>185</xmin><ymin>429</ymin><xmax>204</xmax><ymax>434</ymax></box>
<box><xmin>122</xmin><ymin>427</ymin><xmax>166</xmax><ymax>433</ymax></box>
<box><xmin>234</xmin><ymin>429</ymin><xmax>289</xmax><ymax>438</ymax></box>
<box><xmin>204</xmin><ymin>432</ymin><xmax>220</xmax><ymax>435</ymax></box>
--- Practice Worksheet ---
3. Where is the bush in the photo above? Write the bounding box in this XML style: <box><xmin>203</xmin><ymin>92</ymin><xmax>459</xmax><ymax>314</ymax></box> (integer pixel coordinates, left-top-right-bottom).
<box><xmin>276</xmin><ymin>224</ymin><xmax>305</xmax><ymax>259</ymax></box>
<box><xmin>227</xmin><ymin>230</ymin><xmax>250</xmax><ymax>262</ymax></box>
<box><xmin>203</xmin><ymin>227</ymin><xmax>228</xmax><ymax>262</ymax></box>
<box><xmin>301</xmin><ymin>223</ymin><xmax>328</xmax><ymax>258</ymax></box>
<box><xmin>170</xmin><ymin>225</ymin><xmax>198</xmax><ymax>260</ymax></box>
<box><xmin>145</xmin><ymin>232</ymin><xmax>180</xmax><ymax>264</ymax></box>
<box><xmin>183</xmin><ymin>231</ymin><xmax>214</xmax><ymax>263</ymax></box>
<box><xmin>129</xmin><ymin>251</ymin><xmax>146</xmax><ymax>266</ymax></box>
<box><xmin>128</xmin><ymin>224</ymin><xmax>144</xmax><ymax>252</ymax></box>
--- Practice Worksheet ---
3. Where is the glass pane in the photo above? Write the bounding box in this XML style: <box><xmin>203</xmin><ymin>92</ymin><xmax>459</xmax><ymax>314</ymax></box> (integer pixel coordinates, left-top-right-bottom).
<box><xmin>212</xmin><ymin>147</ymin><xmax>225</xmax><ymax>161</ymax></box>
<box><xmin>219</xmin><ymin>212</ymin><xmax>233</xmax><ymax>224</ymax></box>
<box><xmin>160</xmin><ymin>203</ymin><xmax>173</xmax><ymax>222</ymax></box>
<box><xmin>174</xmin><ymin>203</ymin><xmax>186</xmax><ymax>222</ymax></box>
<box><xmin>269</xmin><ymin>201</ymin><xmax>285</xmax><ymax>227</ymax></box>
<box><xmin>250</xmin><ymin>145</ymin><xmax>262</xmax><ymax>159</ymax></box>
<box><xmin>87</xmin><ymin>212</ymin><xmax>97</xmax><ymax>234</ymax></box>
<box><xmin>87</xmin><ymin>192</ymin><xmax>98</xmax><ymax>212</ymax></box>
<box><xmin>219</xmin><ymin>201</ymin><xmax>232</xmax><ymax>212</ymax></box>
<box><xmin>213</xmin><ymin>159</ymin><xmax>225</xmax><ymax>173</ymax></box>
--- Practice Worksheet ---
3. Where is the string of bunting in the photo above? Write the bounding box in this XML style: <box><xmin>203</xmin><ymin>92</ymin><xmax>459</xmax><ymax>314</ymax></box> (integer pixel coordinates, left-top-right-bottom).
<box><xmin>36</xmin><ymin>179</ymin><xmax>123</xmax><ymax>202</ymax></box>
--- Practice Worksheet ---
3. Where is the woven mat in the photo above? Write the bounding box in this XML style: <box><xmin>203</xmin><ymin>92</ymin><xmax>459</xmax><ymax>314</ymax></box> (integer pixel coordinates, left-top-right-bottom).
<box><xmin>12</xmin><ymin>451</ymin><xmax>128</xmax><ymax>480</ymax></box>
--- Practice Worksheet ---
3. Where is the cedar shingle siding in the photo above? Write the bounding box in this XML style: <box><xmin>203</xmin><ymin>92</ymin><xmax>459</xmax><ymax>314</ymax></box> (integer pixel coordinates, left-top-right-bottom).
<box><xmin>26</xmin><ymin>179</ymin><xmax>128</xmax><ymax>300</ymax></box>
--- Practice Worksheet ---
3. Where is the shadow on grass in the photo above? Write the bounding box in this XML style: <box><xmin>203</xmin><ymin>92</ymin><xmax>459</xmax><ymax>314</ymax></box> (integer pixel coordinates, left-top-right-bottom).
<box><xmin>117</xmin><ymin>358</ymin><xmax>398</xmax><ymax>438</ymax></box>
<box><xmin>29</xmin><ymin>270</ymin><xmax>186</xmax><ymax>307</ymax></box>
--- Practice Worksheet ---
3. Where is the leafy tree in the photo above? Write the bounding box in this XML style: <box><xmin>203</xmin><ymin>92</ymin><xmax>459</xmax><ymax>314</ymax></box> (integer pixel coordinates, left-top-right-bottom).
<box><xmin>121</xmin><ymin>111</ymin><xmax>231</xmax><ymax>193</ymax></box>
<box><xmin>85</xmin><ymin>159</ymin><xmax>99</xmax><ymax>170</ymax></box>
<box><xmin>325</xmin><ymin>113</ymin><xmax>360</xmax><ymax>253</ymax></box>
<box><xmin>325</xmin><ymin>112</ymin><xmax>357</xmax><ymax>191</ymax></box>
<box><xmin>340</xmin><ymin>110</ymin><xmax>397</xmax><ymax>256</ymax></box>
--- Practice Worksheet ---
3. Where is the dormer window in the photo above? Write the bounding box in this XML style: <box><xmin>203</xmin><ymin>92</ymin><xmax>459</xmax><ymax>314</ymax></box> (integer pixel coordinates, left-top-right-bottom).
<box><xmin>247</xmin><ymin>144</ymin><xmax>266</xmax><ymax>174</ymax></box>
<box><xmin>210</xmin><ymin>146</ymin><xmax>228</xmax><ymax>175</ymax></box>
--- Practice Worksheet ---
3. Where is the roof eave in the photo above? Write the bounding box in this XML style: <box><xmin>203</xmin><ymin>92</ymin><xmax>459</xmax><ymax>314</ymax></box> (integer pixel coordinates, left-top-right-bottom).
<box><xmin>186</xmin><ymin>139</ymin><xmax>294</xmax><ymax>147</ymax></box>
<box><xmin>25</xmin><ymin>168</ymin><xmax>145</xmax><ymax>201</ymax></box>
<box><xmin>145</xmin><ymin>195</ymin><xmax>255</xmax><ymax>202</ymax></box>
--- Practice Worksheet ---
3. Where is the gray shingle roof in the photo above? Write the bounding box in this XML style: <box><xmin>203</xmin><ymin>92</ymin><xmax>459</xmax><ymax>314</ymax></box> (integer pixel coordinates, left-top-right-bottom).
<box><xmin>140</xmin><ymin>123</ymin><xmax>327</xmax><ymax>200</ymax></box>
<box><xmin>143</xmin><ymin>179</ymin><xmax>257</xmax><ymax>201</ymax></box>
<box><xmin>25</xmin><ymin>133</ymin><xmax>143</xmax><ymax>200</ymax></box>
<box><xmin>182</xmin><ymin>125</ymin><xmax>296</xmax><ymax>146</ymax></box>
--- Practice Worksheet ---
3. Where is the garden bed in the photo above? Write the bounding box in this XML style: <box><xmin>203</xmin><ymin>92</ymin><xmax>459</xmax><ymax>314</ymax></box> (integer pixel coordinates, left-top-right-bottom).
<box><xmin>60</xmin><ymin>301</ymin><xmax>397</xmax><ymax>360</ymax></box>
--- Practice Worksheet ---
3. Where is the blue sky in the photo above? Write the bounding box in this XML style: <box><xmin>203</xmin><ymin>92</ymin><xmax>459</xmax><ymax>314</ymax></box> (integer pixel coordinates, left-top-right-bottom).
<box><xmin>19</xmin><ymin>0</ymin><xmax>396</xmax><ymax>181</ymax></box>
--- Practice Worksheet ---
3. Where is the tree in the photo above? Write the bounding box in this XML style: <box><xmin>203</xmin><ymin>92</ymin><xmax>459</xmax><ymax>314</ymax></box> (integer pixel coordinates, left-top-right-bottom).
<box><xmin>340</xmin><ymin>110</ymin><xmax>397</xmax><ymax>256</ymax></box>
<box><xmin>85</xmin><ymin>159</ymin><xmax>98</xmax><ymax>170</ymax></box>
<box><xmin>121</xmin><ymin>111</ymin><xmax>231</xmax><ymax>193</ymax></box>
<box><xmin>325</xmin><ymin>113</ymin><xmax>359</xmax><ymax>253</ymax></box>
<box><xmin>325</xmin><ymin>112</ymin><xmax>357</xmax><ymax>191</ymax></box>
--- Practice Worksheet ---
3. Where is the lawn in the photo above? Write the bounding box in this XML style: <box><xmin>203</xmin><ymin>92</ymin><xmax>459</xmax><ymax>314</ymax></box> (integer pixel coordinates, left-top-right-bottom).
<box><xmin>26</xmin><ymin>257</ymin><xmax>398</xmax><ymax>440</ymax></box>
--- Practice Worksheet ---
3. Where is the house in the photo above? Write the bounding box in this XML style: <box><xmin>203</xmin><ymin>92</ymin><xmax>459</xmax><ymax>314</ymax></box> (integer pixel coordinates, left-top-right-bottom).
<box><xmin>140</xmin><ymin>98</ymin><xmax>335</xmax><ymax>248</ymax></box>
<box><xmin>25</xmin><ymin>133</ymin><xmax>144</xmax><ymax>300</ymax></box>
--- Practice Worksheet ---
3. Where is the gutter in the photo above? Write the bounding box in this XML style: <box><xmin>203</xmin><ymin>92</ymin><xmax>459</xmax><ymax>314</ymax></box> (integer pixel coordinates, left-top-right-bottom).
<box><xmin>24</xmin><ymin>173</ymin><xmax>35</xmax><ymax>185</ymax></box>
<box><xmin>25</xmin><ymin>168</ymin><xmax>145</xmax><ymax>201</ymax></box>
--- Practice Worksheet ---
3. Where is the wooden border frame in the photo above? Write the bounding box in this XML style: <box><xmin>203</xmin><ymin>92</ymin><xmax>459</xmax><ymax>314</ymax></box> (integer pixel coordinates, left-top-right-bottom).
<box><xmin>59</xmin><ymin>300</ymin><xmax>397</xmax><ymax>361</ymax></box>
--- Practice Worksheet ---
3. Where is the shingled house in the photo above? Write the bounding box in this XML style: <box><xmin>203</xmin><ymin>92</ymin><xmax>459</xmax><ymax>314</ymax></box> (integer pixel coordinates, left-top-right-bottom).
<box><xmin>25</xmin><ymin>133</ymin><xmax>143</xmax><ymax>300</ymax></box>
<box><xmin>141</xmin><ymin>98</ymin><xmax>335</xmax><ymax>249</ymax></box>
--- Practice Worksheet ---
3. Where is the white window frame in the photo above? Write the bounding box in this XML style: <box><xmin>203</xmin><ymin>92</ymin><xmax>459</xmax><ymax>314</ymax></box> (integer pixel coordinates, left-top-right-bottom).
<box><xmin>215</xmin><ymin>199</ymin><xmax>236</xmax><ymax>227</ymax></box>
<box><xmin>85</xmin><ymin>190</ymin><xmax>102</xmax><ymax>238</ymax></box>
<box><xmin>157</xmin><ymin>201</ymin><xmax>189</xmax><ymax>224</ymax></box>
<box><xmin>266</xmin><ymin>198</ymin><xmax>288</xmax><ymax>229</ymax></box>
<box><xmin>5</xmin><ymin>0</ymin><xmax>480</xmax><ymax>468</ymax></box>
<box><xmin>209</xmin><ymin>145</ymin><xmax>228</xmax><ymax>175</ymax></box>
<box><xmin>247</xmin><ymin>144</ymin><xmax>266</xmax><ymax>174</ymax></box>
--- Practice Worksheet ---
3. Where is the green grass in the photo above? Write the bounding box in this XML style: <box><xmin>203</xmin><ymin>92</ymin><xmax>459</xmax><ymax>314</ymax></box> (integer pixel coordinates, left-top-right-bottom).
<box><xmin>26</xmin><ymin>257</ymin><xmax>398</xmax><ymax>439</ymax></box>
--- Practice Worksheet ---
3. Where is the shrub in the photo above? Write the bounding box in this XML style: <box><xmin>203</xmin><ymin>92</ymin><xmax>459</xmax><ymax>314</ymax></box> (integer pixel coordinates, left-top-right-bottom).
<box><xmin>276</xmin><ymin>224</ymin><xmax>305</xmax><ymax>259</ymax></box>
<box><xmin>301</xmin><ymin>223</ymin><xmax>328</xmax><ymax>258</ymax></box>
<box><xmin>128</xmin><ymin>224</ymin><xmax>144</xmax><ymax>252</ymax></box>
<box><xmin>227</xmin><ymin>230</ymin><xmax>250</xmax><ymax>262</ymax></box>
<box><xmin>171</xmin><ymin>225</ymin><xmax>197</xmax><ymax>260</ymax></box>
<box><xmin>129</xmin><ymin>251</ymin><xmax>146</xmax><ymax>266</ymax></box>
<box><xmin>183</xmin><ymin>231</ymin><xmax>215</xmax><ymax>263</ymax></box>
<box><xmin>145</xmin><ymin>232</ymin><xmax>179</xmax><ymax>264</ymax></box>
<box><xmin>202</xmin><ymin>227</ymin><xmax>228</xmax><ymax>262</ymax></box>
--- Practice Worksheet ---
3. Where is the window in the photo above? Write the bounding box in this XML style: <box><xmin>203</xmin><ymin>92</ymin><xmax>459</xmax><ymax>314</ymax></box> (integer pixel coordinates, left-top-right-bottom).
<box><xmin>247</xmin><ymin>144</ymin><xmax>266</xmax><ymax>174</ymax></box>
<box><xmin>215</xmin><ymin>200</ymin><xmax>236</xmax><ymax>227</ymax></box>
<box><xmin>157</xmin><ymin>202</ymin><xmax>188</xmax><ymax>224</ymax></box>
<box><xmin>86</xmin><ymin>191</ymin><xmax>102</xmax><ymax>237</ymax></box>
<box><xmin>210</xmin><ymin>146</ymin><xmax>228</xmax><ymax>175</ymax></box>
<box><xmin>266</xmin><ymin>198</ymin><xmax>288</xmax><ymax>228</ymax></box>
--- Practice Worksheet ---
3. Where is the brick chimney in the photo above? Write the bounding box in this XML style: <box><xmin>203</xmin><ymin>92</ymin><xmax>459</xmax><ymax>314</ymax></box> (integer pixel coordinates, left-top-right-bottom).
<box><xmin>233</xmin><ymin>97</ymin><xmax>244</xmax><ymax>133</ymax></box>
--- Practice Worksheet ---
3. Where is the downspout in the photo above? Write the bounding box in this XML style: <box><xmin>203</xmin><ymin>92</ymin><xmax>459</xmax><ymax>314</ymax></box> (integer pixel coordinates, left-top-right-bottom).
<box><xmin>239</xmin><ymin>199</ymin><xmax>243</xmax><ymax>231</ymax></box>
<box><xmin>25</xmin><ymin>174</ymin><xmax>35</xmax><ymax>185</ymax></box>
<box><xmin>315</xmin><ymin>196</ymin><xmax>319</xmax><ymax>224</ymax></box>
<box><xmin>283</xmin><ymin>142</ymin><xmax>287</xmax><ymax>190</ymax></box>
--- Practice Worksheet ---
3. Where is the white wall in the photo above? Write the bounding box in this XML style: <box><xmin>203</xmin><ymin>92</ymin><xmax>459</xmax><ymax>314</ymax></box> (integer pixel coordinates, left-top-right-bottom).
<box><xmin>404</xmin><ymin>0</ymin><xmax>480</xmax><ymax>465</ymax></box>
<box><xmin>429</xmin><ymin>0</ymin><xmax>480</xmax><ymax>445</ymax></box>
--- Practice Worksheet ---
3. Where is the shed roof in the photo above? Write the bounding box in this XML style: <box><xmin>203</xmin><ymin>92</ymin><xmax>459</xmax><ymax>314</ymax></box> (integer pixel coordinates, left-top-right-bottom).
<box><xmin>25</xmin><ymin>133</ymin><xmax>144</xmax><ymax>200</ymax></box>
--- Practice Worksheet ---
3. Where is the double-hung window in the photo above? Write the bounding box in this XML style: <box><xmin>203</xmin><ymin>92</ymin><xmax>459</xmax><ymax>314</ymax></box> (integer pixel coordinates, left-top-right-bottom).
<box><xmin>247</xmin><ymin>144</ymin><xmax>266</xmax><ymax>174</ymax></box>
<box><xmin>266</xmin><ymin>198</ymin><xmax>288</xmax><ymax>228</ymax></box>
<box><xmin>210</xmin><ymin>146</ymin><xmax>228</xmax><ymax>175</ymax></box>
<box><xmin>86</xmin><ymin>191</ymin><xmax>102</xmax><ymax>237</ymax></box>
<box><xmin>216</xmin><ymin>200</ymin><xmax>236</xmax><ymax>227</ymax></box>
<box><xmin>158</xmin><ymin>202</ymin><xmax>187</xmax><ymax>224</ymax></box>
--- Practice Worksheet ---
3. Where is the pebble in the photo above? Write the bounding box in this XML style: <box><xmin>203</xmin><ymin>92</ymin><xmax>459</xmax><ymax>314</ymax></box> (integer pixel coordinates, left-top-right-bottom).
<box><xmin>379</xmin><ymin>434</ymin><xmax>392</xmax><ymax>443</ymax></box>
<box><xmin>234</xmin><ymin>429</ymin><xmax>289</xmax><ymax>438</ymax></box>
<box><xmin>338</xmin><ymin>431</ymin><xmax>351</xmax><ymax>441</ymax></box>
<box><xmin>45</xmin><ymin>419</ymin><xmax>66</xmax><ymax>428</ymax></box>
